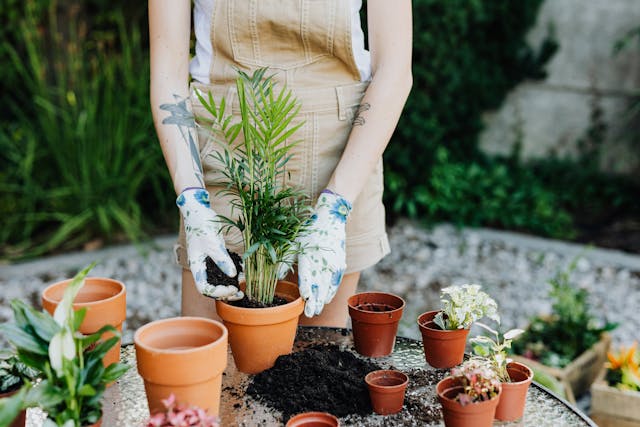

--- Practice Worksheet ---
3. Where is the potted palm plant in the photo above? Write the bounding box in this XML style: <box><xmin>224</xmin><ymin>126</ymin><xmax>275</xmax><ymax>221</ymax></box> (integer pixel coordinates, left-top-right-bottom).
<box><xmin>0</xmin><ymin>264</ymin><xmax>128</xmax><ymax>427</ymax></box>
<box><xmin>417</xmin><ymin>284</ymin><xmax>499</xmax><ymax>368</ymax></box>
<box><xmin>471</xmin><ymin>324</ymin><xmax>532</xmax><ymax>421</ymax></box>
<box><xmin>195</xmin><ymin>68</ymin><xmax>310</xmax><ymax>374</ymax></box>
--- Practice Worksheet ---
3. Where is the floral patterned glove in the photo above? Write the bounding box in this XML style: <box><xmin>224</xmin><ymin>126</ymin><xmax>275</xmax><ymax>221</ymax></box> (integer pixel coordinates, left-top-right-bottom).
<box><xmin>177</xmin><ymin>188</ymin><xmax>242</xmax><ymax>300</ymax></box>
<box><xmin>297</xmin><ymin>190</ymin><xmax>352</xmax><ymax>317</ymax></box>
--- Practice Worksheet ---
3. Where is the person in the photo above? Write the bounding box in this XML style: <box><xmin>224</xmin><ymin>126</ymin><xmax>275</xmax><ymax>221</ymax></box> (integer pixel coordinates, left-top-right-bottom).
<box><xmin>149</xmin><ymin>0</ymin><xmax>412</xmax><ymax>327</ymax></box>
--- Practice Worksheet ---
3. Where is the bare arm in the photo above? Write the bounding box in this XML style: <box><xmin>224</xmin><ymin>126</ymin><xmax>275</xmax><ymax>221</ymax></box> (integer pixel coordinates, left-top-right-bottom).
<box><xmin>326</xmin><ymin>0</ymin><xmax>413</xmax><ymax>202</ymax></box>
<box><xmin>149</xmin><ymin>0</ymin><xmax>203</xmax><ymax>195</ymax></box>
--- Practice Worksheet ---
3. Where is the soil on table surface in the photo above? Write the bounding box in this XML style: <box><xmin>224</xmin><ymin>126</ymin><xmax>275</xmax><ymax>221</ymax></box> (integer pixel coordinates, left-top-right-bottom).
<box><xmin>247</xmin><ymin>344</ymin><xmax>382</xmax><ymax>419</ymax></box>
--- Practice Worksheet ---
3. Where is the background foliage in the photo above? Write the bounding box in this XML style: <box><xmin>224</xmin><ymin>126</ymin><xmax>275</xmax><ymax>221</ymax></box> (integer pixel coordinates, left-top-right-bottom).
<box><xmin>1</xmin><ymin>0</ymin><xmax>637</xmax><ymax>260</ymax></box>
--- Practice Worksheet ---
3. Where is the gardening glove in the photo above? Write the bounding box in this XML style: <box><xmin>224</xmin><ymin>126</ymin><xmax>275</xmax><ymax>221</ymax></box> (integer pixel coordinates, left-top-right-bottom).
<box><xmin>177</xmin><ymin>187</ymin><xmax>243</xmax><ymax>301</ymax></box>
<box><xmin>297</xmin><ymin>190</ymin><xmax>352</xmax><ymax>317</ymax></box>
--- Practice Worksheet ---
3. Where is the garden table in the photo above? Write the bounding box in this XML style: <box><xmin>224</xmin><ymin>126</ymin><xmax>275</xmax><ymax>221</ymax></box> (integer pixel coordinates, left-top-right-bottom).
<box><xmin>26</xmin><ymin>327</ymin><xmax>597</xmax><ymax>426</ymax></box>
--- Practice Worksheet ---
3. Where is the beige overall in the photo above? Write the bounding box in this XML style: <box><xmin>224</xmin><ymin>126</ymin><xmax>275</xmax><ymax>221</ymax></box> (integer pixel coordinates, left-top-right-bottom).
<box><xmin>177</xmin><ymin>0</ymin><xmax>390</xmax><ymax>275</ymax></box>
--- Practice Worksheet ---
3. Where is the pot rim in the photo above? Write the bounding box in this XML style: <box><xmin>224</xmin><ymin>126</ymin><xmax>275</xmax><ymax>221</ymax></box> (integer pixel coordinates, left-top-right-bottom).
<box><xmin>42</xmin><ymin>277</ymin><xmax>126</xmax><ymax>308</ymax></box>
<box><xmin>365</xmin><ymin>369</ymin><xmax>409</xmax><ymax>391</ymax></box>
<box><xmin>504</xmin><ymin>361</ymin><xmax>534</xmax><ymax>385</ymax></box>
<box><xmin>286</xmin><ymin>411</ymin><xmax>339</xmax><ymax>426</ymax></box>
<box><xmin>347</xmin><ymin>292</ymin><xmax>406</xmax><ymax>314</ymax></box>
<box><xmin>133</xmin><ymin>316</ymin><xmax>228</xmax><ymax>355</ymax></box>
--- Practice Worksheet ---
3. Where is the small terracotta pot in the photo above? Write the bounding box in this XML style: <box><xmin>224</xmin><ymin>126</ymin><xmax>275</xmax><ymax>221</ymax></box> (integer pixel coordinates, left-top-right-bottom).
<box><xmin>347</xmin><ymin>292</ymin><xmax>405</xmax><ymax>357</ymax></box>
<box><xmin>0</xmin><ymin>388</ymin><xmax>26</xmax><ymax>427</ymax></box>
<box><xmin>134</xmin><ymin>317</ymin><xmax>228</xmax><ymax>416</ymax></box>
<box><xmin>42</xmin><ymin>277</ymin><xmax>126</xmax><ymax>368</ymax></box>
<box><xmin>216</xmin><ymin>280</ymin><xmax>303</xmax><ymax>374</ymax></box>
<box><xmin>494</xmin><ymin>361</ymin><xmax>533</xmax><ymax>421</ymax></box>
<box><xmin>286</xmin><ymin>412</ymin><xmax>340</xmax><ymax>426</ymax></box>
<box><xmin>417</xmin><ymin>311</ymin><xmax>469</xmax><ymax>368</ymax></box>
<box><xmin>436</xmin><ymin>377</ymin><xmax>500</xmax><ymax>427</ymax></box>
<box><xmin>365</xmin><ymin>370</ymin><xmax>409</xmax><ymax>415</ymax></box>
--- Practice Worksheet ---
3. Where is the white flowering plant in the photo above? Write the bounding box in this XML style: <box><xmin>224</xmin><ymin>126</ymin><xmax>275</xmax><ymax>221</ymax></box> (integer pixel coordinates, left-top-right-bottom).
<box><xmin>433</xmin><ymin>284</ymin><xmax>499</xmax><ymax>330</ymax></box>
<box><xmin>449</xmin><ymin>358</ymin><xmax>501</xmax><ymax>406</ymax></box>
<box><xmin>470</xmin><ymin>323</ymin><xmax>525</xmax><ymax>382</ymax></box>
<box><xmin>0</xmin><ymin>264</ymin><xmax>128</xmax><ymax>427</ymax></box>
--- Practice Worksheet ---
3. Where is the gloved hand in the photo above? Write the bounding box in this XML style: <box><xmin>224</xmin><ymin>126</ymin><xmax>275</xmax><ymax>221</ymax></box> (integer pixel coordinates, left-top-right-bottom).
<box><xmin>177</xmin><ymin>188</ymin><xmax>243</xmax><ymax>300</ymax></box>
<box><xmin>297</xmin><ymin>190</ymin><xmax>352</xmax><ymax>317</ymax></box>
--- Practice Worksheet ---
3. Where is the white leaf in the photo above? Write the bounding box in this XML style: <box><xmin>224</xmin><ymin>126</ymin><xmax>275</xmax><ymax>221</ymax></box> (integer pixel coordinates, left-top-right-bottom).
<box><xmin>504</xmin><ymin>328</ymin><xmax>525</xmax><ymax>340</ymax></box>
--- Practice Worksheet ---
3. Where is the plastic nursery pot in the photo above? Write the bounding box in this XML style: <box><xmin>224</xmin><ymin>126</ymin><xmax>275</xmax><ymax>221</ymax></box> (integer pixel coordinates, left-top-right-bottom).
<box><xmin>42</xmin><ymin>277</ymin><xmax>126</xmax><ymax>368</ymax></box>
<box><xmin>286</xmin><ymin>412</ymin><xmax>340</xmax><ymax>427</ymax></box>
<box><xmin>347</xmin><ymin>292</ymin><xmax>405</xmax><ymax>357</ymax></box>
<box><xmin>216</xmin><ymin>280</ymin><xmax>303</xmax><ymax>374</ymax></box>
<box><xmin>365</xmin><ymin>369</ymin><xmax>409</xmax><ymax>415</ymax></box>
<box><xmin>417</xmin><ymin>310</ymin><xmax>469</xmax><ymax>369</ymax></box>
<box><xmin>436</xmin><ymin>377</ymin><xmax>501</xmax><ymax>427</ymax></box>
<box><xmin>494</xmin><ymin>361</ymin><xmax>533</xmax><ymax>421</ymax></box>
<box><xmin>134</xmin><ymin>317</ymin><xmax>228</xmax><ymax>416</ymax></box>
<box><xmin>0</xmin><ymin>389</ymin><xmax>26</xmax><ymax>427</ymax></box>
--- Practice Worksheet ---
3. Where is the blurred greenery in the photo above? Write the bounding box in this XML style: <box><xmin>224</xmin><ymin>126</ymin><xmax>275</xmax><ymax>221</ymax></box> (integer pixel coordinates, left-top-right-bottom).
<box><xmin>0</xmin><ymin>1</ymin><xmax>172</xmax><ymax>259</ymax></box>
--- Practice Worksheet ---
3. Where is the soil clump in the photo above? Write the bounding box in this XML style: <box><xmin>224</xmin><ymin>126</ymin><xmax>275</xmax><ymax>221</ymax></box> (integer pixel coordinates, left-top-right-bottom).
<box><xmin>247</xmin><ymin>344</ymin><xmax>382</xmax><ymax>419</ymax></box>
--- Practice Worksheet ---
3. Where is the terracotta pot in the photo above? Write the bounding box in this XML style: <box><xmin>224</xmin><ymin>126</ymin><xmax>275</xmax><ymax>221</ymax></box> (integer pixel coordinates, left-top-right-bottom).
<box><xmin>0</xmin><ymin>388</ymin><xmax>26</xmax><ymax>427</ymax></box>
<box><xmin>436</xmin><ymin>377</ymin><xmax>500</xmax><ymax>427</ymax></box>
<box><xmin>417</xmin><ymin>311</ymin><xmax>469</xmax><ymax>368</ymax></box>
<box><xmin>286</xmin><ymin>412</ymin><xmax>340</xmax><ymax>426</ymax></box>
<box><xmin>42</xmin><ymin>277</ymin><xmax>126</xmax><ymax>368</ymax></box>
<box><xmin>347</xmin><ymin>292</ymin><xmax>405</xmax><ymax>357</ymax></box>
<box><xmin>134</xmin><ymin>317</ymin><xmax>228</xmax><ymax>416</ymax></box>
<box><xmin>365</xmin><ymin>370</ymin><xmax>409</xmax><ymax>415</ymax></box>
<box><xmin>495</xmin><ymin>361</ymin><xmax>533</xmax><ymax>421</ymax></box>
<box><xmin>216</xmin><ymin>280</ymin><xmax>303</xmax><ymax>374</ymax></box>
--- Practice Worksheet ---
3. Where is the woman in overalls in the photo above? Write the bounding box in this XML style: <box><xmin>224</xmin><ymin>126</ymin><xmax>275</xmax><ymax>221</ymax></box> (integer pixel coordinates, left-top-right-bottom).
<box><xmin>149</xmin><ymin>0</ymin><xmax>412</xmax><ymax>327</ymax></box>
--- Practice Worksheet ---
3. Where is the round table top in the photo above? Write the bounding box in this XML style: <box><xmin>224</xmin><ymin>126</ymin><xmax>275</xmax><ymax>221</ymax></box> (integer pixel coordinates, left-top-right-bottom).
<box><xmin>26</xmin><ymin>327</ymin><xmax>596</xmax><ymax>426</ymax></box>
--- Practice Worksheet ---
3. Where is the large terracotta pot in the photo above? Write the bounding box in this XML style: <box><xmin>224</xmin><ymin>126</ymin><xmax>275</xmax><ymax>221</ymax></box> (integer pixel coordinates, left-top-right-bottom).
<box><xmin>495</xmin><ymin>361</ymin><xmax>533</xmax><ymax>421</ymax></box>
<box><xmin>417</xmin><ymin>311</ymin><xmax>469</xmax><ymax>368</ymax></box>
<box><xmin>286</xmin><ymin>412</ymin><xmax>340</xmax><ymax>426</ymax></box>
<box><xmin>436</xmin><ymin>377</ymin><xmax>501</xmax><ymax>427</ymax></box>
<box><xmin>134</xmin><ymin>317</ymin><xmax>228</xmax><ymax>416</ymax></box>
<box><xmin>0</xmin><ymin>388</ymin><xmax>26</xmax><ymax>427</ymax></box>
<box><xmin>365</xmin><ymin>370</ymin><xmax>409</xmax><ymax>415</ymax></box>
<box><xmin>42</xmin><ymin>277</ymin><xmax>126</xmax><ymax>368</ymax></box>
<box><xmin>216</xmin><ymin>280</ymin><xmax>303</xmax><ymax>374</ymax></box>
<box><xmin>347</xmin><ymin>292</ymin><xmax>405</xmax><ymax>357</ymax></box>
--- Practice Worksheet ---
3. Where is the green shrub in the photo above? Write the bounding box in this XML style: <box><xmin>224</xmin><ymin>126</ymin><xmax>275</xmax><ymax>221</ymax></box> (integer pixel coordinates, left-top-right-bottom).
<box><xmin>0</xmin><ymin>2</ymin><xmax>171</xmax><ymax>259</ymax></box>
<box><xmin>382</xmin><ymin>0</ymin><xmax>558</xmax><ymax>225</ymax></box>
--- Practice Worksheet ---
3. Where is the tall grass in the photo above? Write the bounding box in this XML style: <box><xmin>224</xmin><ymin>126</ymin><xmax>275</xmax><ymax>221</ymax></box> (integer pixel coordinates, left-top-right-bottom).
<box><xmin>0</xmin><ymin>2</ymin><xmax>172</xmax><ymax>259</ymax></box>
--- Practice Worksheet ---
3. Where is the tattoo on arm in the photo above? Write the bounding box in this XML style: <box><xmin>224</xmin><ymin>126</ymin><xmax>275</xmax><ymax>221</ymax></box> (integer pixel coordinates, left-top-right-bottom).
<box><xmin>160</xmin><ymin>95</ymin><xmax>205</xmax><ymax>187</ymax></box>
<box><xmin>352</xmin><ymin>102</ymin><xmax>371</xmax><ymax>126</ymax></box>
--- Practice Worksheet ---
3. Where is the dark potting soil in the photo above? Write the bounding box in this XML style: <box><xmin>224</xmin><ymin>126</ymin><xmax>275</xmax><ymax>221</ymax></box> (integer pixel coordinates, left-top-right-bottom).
<box><xmin>228</xmin><ymin>294</ymin><xmax>289</xmax><ymax>308</ymax></box>
<box><xmin>247</xmin><ymin>345</ymin><xmax>382</xmax><ymax>419</ymax></box>
<box><xmin>356</xmin><ymin>303</ymin><xmax>396</xmax><ymax>312</ymax></box>
<box><xmin>205</xmin><ymin>252</ymin><xmax>242</xmax><ymax>288</ymax></box>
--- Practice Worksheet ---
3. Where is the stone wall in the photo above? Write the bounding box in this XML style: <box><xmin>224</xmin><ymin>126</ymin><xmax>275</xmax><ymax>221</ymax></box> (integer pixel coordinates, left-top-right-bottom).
<box><xmin>480</xmin><ymin>0</ymin><xmax>640</xmax><ymax>174</ymax></box>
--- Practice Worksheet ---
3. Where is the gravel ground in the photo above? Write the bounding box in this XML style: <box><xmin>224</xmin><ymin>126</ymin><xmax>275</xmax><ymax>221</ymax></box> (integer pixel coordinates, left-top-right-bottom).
<box><xmin>2</xmin><ymin>219</ymin><xmax>639</xmax><ymax>348</ymax></box>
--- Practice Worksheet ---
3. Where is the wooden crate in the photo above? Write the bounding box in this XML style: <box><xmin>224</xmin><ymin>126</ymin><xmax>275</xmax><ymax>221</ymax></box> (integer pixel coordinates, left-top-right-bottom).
<box><xmin>590</xmin><ymin>371</ymin><xmax>640</xmax><ymax>427</ymax></box>
<box><xmin>511</xmin><ymin>333</ymin><xmax>611</xmax><ymax>404</ymax></box>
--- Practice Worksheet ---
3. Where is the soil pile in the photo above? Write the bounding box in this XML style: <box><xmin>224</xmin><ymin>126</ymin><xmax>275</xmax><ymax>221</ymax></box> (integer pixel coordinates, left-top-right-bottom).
<box><xmin>247</xmin><ymin>345</ymin><xmax>382</xmax><ymax>419</ymax></box>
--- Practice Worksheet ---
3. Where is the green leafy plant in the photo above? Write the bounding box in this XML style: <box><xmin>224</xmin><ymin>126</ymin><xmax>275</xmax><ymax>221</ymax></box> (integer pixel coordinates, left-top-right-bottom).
<box><xmin>449</xmin><ymin>358</ymin><xmax>501</xmax><ymax>406</ymax></box>
<box><xmin>195</xmin><ymin>68</ymin><xmax>311</xmax><ymax>304</ymax></box>
<box><xmin>0</xmin><ymin>351</ymin><xmax>38</xmax><ymax>395</ymax></box>
<box><xmin>511</xmin><ymin>259</ymin><xmax>618</xmax><ymax>368</ymax></box>
<box><xmin>0</xmin><ymin>1</ymin><xmax>171</xmax><ymax>260</ymax></box>
<box><xmin>433</xmin><ymin>284</ymin><xmax>500</xmax><ymax>330</ymax></box>
<box><xmin>471</xmin><ymin>324</ymin><xmax>525</xmax><ymax>382</ymax></box>
<box><xmin>0</xmin><ymin>264</ymin><xmax>129</xmax><ymax>427</ymax></box>
<box><xmin>605</xmin><ymin>342</ymin><xmax>640</xmax><ymax>392</ymax></box>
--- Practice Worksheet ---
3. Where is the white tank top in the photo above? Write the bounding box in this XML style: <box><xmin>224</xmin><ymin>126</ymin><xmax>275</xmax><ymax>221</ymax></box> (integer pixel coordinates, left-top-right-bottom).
<box><xmin>190</xmin><ymin>0</ymin><xmax>372</xmax><ymax>84</ymax></box>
